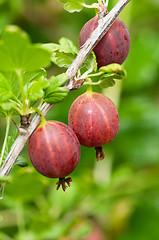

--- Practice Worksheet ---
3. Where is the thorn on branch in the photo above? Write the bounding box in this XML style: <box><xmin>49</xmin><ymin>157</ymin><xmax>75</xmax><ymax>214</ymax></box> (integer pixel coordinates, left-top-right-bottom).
<box><xmin>12</xmin><ymin>119</ymin><xmax>28</xmax><ymax>136</ymax></box>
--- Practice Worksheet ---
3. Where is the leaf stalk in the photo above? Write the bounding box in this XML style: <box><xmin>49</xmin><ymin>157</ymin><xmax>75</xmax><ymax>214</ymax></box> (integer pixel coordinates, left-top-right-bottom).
<box><xmin>0</xmin><ymin>115</ymin><xmax>11</xmax><ymax>166</ymax></box>
<box><xmin>15</xmin><ymin>69</ymin><xmax>27</xmax><ymax>115</ymax></box>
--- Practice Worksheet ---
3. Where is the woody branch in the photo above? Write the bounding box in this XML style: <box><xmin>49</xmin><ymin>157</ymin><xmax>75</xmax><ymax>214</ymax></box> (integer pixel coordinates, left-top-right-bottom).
<box><xmin>0</xmin><ymin>0</ymin><xmax>131</xmax><ymax>177</ymax></box>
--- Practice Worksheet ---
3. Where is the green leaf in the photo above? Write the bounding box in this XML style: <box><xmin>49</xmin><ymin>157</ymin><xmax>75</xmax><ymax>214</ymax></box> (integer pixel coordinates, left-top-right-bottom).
<box><xmin>0</xmin><ymin>102</ymin><xmax>17</xmax><ymax>118</ymax></box>
<box><xmin>0</xmin><ymin>102</ymin><xmax>17</xmax><ymax>111</ymax></box>
<box><xmin>99</xmin><ymin>77</ymin><xmax>116</xmax><ymax>88</ymax></box>
<box><xmin>48</xmin><ymin>73</ymin><xmax>68</xmax><ymax>88</ymax></box>
<box><xmin>84</xmin><ymin>52</ymin><xmax>97</xmax><ymax>72</ymax></box>
<box><xmin>0</xmin><ymin>70</ymin><xmax>47</xmax><ymax>113</ymax></box>
<box><xmin>99</xmin><ymin>63</ymin><xmax>127</xmax><ymax>79</ymax></box>
<box><xmin>1</xmin><ymin>69</ymin><xmax>47</xmax><ymax>100</ymax></box>
<box><xmin>59</xmin><ymin>37</ymin><xmax>78</xmax><ymax>54</ymax></box>
<box><xmin>68</xmin><ymin>0</ymin><xmax>84</xmax><ymax>3</ymax></box>
<box><xmin>15</xmin><ymin>156</ymin><xmax>28</xmax><ymax>167</ymax></box>
<box><xmin>51</xmin><ymin>52</ymin><xmax>76</xmax><ymax>68</ymax></box>
<box><xmin>3</xmin><ymin>127</ymin><xmax>19</xmax><ymax>162</ymax></box>
<box><xmin>44</xmin><ymin>73</ymin><xmax>68</xmax><ymax>104</ymax></box>
<box><xmin>0</xmin><ymin>25</ymin><xmax>51</xmax><ymax>72</ymax></box>
<box><xmin>0</xmin><ymin>73</ymin><xmax>13</xmax><ymax>103</ymax></box>
<box><xmin>21</xmin><ymin>44</ymin><xmax>51</xmax><ymax>71</ymax></box>
<box><xmin>42</xmin><ymin>43</ymin><xmax>60</xmax><ymax>53</ymax></box>
<box><xmin>44</xmin><ymin>87</ymin><xmax>68</xmax><ymax>104</ymax></box>
<box><xmin>0</xmin><ymin>25</ymin><xmax>30</xmax><ymax>71</ymax></box>
<box><xmin>27</xmin><ymin>76</ymin><xmax>49</xmax><ymax>102</ymax></box>
<box><xmin>64</xmin><ymin>2</ymin><xmax>83</xmax><ymax>13</ymax></box>
<box><xmin>2</xmin><ymin>71</ymin><xmax>20</xmax><ymax>97</ymax></box>
<box><xmin>99</xmin><ymin>73</ymin><xmax>117</xmax><ymax>88</ymax></box>
<box><xmin>63</xmin><ymin>0</ymin><xmax>84</xmax><ymax>13</ymax></box>
<box><xmin>5</xmin><ymin>167</ymin><xmax>46</xmax><ymax>202</ymax></box>
<box><xmin>50</xmin><ymin>37</ymin><xmax>78</xmax><ymax>68</ymax></box>
<box><xmin>98</xmin><ymin>63</ymin><xmax>127</xmax><ymax>89</ymax></box>
<box><xmin>58</xmin><ymin>0</ymin><xmax>69</xmax><ymax>3</ymax></box>
<box><xmin>0</xmin><ymin>108</ymin><xmax>7</xmax><ymax>118</ymax></box>
<box><xmin>58</xmin><ymin>0</ymin><xmax>68</xmax><ymax>2</ymax></box>
<box><xmin>22</xmin><ymin>69</ymin><xmax>47</xmax><ymax>86</ymax></box>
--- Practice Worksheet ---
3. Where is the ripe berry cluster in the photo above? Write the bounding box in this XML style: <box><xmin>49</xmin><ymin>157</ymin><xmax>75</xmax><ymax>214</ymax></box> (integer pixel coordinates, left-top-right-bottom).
<box><xmin>28</xmin><ymin>15</ymin><xmax>130</xmax><ymax>192</ymax></box>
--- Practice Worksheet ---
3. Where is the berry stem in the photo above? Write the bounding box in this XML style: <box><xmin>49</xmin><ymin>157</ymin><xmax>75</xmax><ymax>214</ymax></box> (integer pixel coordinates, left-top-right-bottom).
<box><xmin>31</xmin><ymin>107</ymin><xmax>46</xmax><ymax>127</ymax></box>
<box><xmin>84</xmin><ymin>81</ymin><xmax>102</xmax><ymax>86</ymax></box>
<box><xmin>87</xmin><ymin>85</ymin><xmax>93</xmax><ymax>93</ymax></box>
<box><xmin>86</xmin><ymin>71</ymin><xmax>103</xmax><ymax>78</ymax></box>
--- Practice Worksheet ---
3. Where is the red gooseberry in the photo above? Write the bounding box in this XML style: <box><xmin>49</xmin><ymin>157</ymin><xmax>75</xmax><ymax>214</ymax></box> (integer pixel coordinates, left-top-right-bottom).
<box><xmin>68</xmin><ymin>91</ymin><xmax>119</xmax><ymax>161</ymax></box>
<box><xmin>79</xmin><ymin>15</ymin><xmax>130</xmax><ymax>68</ymax></box>
<box><xmin>28</xmin><ymin>120</ymin><xmax>81</xmax><ymax>191</ymax></box>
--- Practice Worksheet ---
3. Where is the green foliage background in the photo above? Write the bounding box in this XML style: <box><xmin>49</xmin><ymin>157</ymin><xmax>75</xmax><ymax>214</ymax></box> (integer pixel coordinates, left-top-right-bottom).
<box><xmin>0</xmin><ymin>0</ymin><xmax>159</xmax><ymax>239</ymax></box>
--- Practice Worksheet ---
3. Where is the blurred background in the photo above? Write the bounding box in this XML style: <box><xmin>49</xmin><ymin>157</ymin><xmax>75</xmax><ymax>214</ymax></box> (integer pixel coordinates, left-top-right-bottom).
<box><xmin>0</xmin><ymin>0</ymin><xmax>159</xmax><ymax>239</ymax></box>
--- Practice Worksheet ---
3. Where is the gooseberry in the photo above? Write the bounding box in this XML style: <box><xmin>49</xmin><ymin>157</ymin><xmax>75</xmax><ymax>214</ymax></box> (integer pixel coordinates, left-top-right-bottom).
<box><xmin>28</xmin><ymin>120</ymin><xmax>81</xmax><ymax>191</ymax></box>
<box><xmin>79</xmin><ymin>15</ymin><xmax>130</xmax><ymax>68</ymax></box>
<box><xmin>68</xmin><ymin>91</ymin><xmax>119</xmax><ymax>161</ymax></box>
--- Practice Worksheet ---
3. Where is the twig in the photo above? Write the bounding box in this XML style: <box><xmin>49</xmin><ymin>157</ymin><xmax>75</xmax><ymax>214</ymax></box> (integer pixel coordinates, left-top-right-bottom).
<box><xmin>0</xmin><ymin>0</ymin><xmax>131</xmax><ymax>177</ymax></box>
